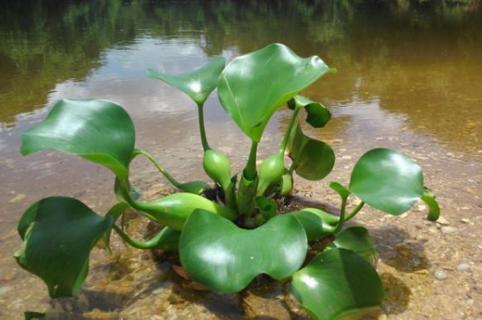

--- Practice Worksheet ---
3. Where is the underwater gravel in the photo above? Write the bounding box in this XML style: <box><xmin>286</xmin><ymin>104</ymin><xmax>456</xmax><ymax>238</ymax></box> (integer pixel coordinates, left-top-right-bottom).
<box><xmin>1</xmin><ymin>138</ymin><xmax>481</xmax><ymax>320</ymax></box>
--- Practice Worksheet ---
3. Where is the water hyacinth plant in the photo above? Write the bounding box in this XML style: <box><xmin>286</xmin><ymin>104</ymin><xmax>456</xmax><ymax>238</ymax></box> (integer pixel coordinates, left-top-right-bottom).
<box><xmin>16</xmin><ymin>43</ymin><xmax>440</xmax><ymax>319</ymax></box>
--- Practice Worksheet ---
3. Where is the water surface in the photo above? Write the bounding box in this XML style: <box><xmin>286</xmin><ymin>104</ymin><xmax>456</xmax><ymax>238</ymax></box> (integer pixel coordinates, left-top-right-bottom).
<box><xmin>0</xmin><ymin>1</ymin><xmax>481</xmax><ymax>319</ymax></box>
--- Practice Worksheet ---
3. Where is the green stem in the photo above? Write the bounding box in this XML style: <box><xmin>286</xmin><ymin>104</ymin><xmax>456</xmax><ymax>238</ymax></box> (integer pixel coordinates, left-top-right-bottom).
<box><xmin>421</xmin><ymin>191</ymin><xmax>440</xmax><ymax>221</ymax></box>
<box><xmin>333</xmin><ymin>197</ymin><xmax>347</xmax><ymax>234</ymax></box>
<box><xmin>197</xmin><ymin>103</ymin><xmax>210</xmax><ymax>151</ymax></box>
<box><xmin>112</xmin><ymin>224</ymin><xmax>177</xmax><ymax>250</ymax></box>
<box><xmin>280</xmin><ymin>107</ymin><xmax>302</xmax><ymax>153</ymax></box>
<box><xmin>115</xmin><ymin>179</ymin><xmax>158</xmax><ymax>222</ymax></box>
<box><xmin>133</xmin><ymin>149</ymin><xmax>182</xmax><ymax>189</ymax></box>
<box><xmin>244</xmin><ymin>141</ymin><xmax>259</xmax><ymax>180</ymax></box>
<box><xmin>288</xmin><ymin>162</ymin><xmax>296</xmax><ymax>174</ymax></box>
<box><xmin>237</xmin><ymin>142</ymin><xmax>259</xmax><ymax>217</ymax></box>
<box><xmin>343</xmin><ymin>201</ymin><xmax>365</xmax><ymax>222</ymax></box>
<box><xmin>288</xmin><ymin>133</ymin><xmax>308</xmax><ymax>173</ymax></box>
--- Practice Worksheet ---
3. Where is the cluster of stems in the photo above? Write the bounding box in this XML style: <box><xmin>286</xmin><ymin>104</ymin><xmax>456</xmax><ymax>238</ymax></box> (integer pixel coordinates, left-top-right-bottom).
<box><xmin>129</xmin><ymin>101</ymin><xmax>362</xmax><ymax>230</ymax></box>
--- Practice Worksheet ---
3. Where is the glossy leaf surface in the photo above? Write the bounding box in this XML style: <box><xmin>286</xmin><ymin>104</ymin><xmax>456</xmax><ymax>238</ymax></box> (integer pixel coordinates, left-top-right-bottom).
<box><xmin>21</xmin><ymin>99</ymin><xmax>135</xmax><ymax>179</ymax></box>
<box><xmin>148</xmin><ymin>56</ymin><xmax>226</xmax><ymax>105</ymax></box>
<box><xmin>334</xmin><ymin>226</ymin><xmax>378</xmax><ymax>264</ymax></box>
<box><xmin>133</xmin><ymin>192</ymin><xmax>236</xmax><ymax>230</ymax></box>
<box><xmin>349</xmin><ymin>148</ymin><xmax>424</xmax><ymax>215</ymax></box>
<box><xmin>291</xmin><ymin>248</ymin><xmax>384</xmax><ymax>320</ymax></box>
<box><xmin>257</xmin><ymin>152</ymin><xmax>285</xmax><ymax>195</ymax></box>
<box><xmin>330</xmin><ymin>181</ymin><xmax>351</xmax><ymax>200</ymax></box>
<box><xmin>291</xmin><ymin>208</ymin><xmax>338</xmax><ymax>241</ymax></box>
<box><xmin>203</xmin><ymin>149</ymin><xmax>232</xmax><ymax>189</ymax></box>
<box><xmin>16</xmin><ymin>197</ymin><xmax>113</xmax><ymax>298</ymax></box>
<box><xmin>290</xmin><ymin>95</ymin><xmax>331</xmax><ymax>128</ymax></box>
<box><xmin>279</xmin><ymin>173</ymin><xmax>293</xmax><ymax>196</ymax></box>
<box><xmin>218</xmin><ymin>43</ymin><xmax>329</xmax><ymax>141</ymax></box>
<box><xmin>180</xmin><ymin>210</ymin><xmax>307</xmax><ymax>292</ymax></box>
<box><xmin>288</xmin><ymin>126</ymin><xmax>335</xmax><ymax>181</ymax></box>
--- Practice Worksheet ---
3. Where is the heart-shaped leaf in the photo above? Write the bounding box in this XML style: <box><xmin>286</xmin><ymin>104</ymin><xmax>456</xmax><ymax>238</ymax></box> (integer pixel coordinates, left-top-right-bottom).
<box><xmin>334</xmin><ymin>226</ymin><xmax>378</xmax><ymax>264</ymax></box>
<box><xmin>349</xmin><ymin>148</ymin><xmax>424</xmax><ymax>215</ymax></box>
<box><xmin>148</xmin><ymin>56</ymin><xmax>226</xmax><ymax>105</ymax></box>
<box><xmin>288</xmin><ymin>125</ymin><xmax>335</xmax><ymax>181</ymax></box>
<box><xmin>21</xmin><ymin>99</ymin><xmax>135</xmax><ymax>180</ymax></box>
<box><xmin>180</xmin><ymin>210</ymin><xmax>307</xmax><ymax>292</ymax></box>
<box><xmin>15</xmin><ymin>197</ymin><xmax>113</xmax><ymax>298</ymax></box>
<box><xmin>289</xmin><ymin>95</ymin><xmax>331</xmax><ymax>128</ymax></box>
<box><xmin>291</xmin><ymin>248</ymin><xmax>384</xmax><ymax>320</ymax></box>
<box><xmin>218</xmin><ymin>43</ymin><xmax>330</xmax><ymax>142</ymax></box>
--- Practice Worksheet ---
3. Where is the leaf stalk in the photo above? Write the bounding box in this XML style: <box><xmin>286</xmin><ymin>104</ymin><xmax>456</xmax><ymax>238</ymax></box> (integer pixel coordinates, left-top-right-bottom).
<box><xmin>244</xmin><ymin>141</ymin><xmax>258</xmax><ymax>180</ymax></box>
<box><xmin>280</xmin><ymin>106</ymin><xmax>302</xmax><ymax>153</ymax></box>
<box><xmin>133</xmin><ymin>148</ymin><xmax>182</xmax><ymax>190</ymax></box>
<box><xmin>343</xmin><ymin>201</ymin><xmax>365</xmax><ymax>222</ymax></box>
<box><xmin>197</xmin><ymin>103</ymin><xmax>210</xmax><ymax>151</ymax></box>
<box><xmin>113</xmin><ymin>224</ymin><xmax>177</xmax><ymax>250</ymax></box>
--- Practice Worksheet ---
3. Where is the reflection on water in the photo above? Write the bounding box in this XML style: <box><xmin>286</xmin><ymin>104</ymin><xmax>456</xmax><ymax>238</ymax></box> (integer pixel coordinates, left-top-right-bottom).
<box><xmin>0</xmin><ymin>0</ymin><xmax>481</xmax><ymax>318</ymax></box>
<box><xmin>1</xmin><ymin>0</ymin><xmax>481</xmax><ymax>148</ymax></box>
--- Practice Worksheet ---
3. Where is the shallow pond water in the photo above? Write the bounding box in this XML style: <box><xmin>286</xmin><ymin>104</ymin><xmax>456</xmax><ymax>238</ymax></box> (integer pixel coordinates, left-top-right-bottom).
<box><xmin>0</xmin><ymin>1</ymin><xmax>481</xmax><ymax>319</ymax></box>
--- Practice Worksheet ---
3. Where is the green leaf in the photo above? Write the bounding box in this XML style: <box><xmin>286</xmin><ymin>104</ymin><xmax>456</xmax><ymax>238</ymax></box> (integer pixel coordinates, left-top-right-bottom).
<box><xmin>21</xmin><ymin>99</ymin><xmax>135</xmax><ymax>180</ymax></box>
<box><xmin>288</xmin><ymin>126</ymin><xmax>335</xmax><ymax>181</ymax></box>
<box><xmin>289</xmin><ymin>95</ymin><xmax>331</xmax><ymax>128</ymax></box>
<box><xmin>421</xmin><ymin>190</ymin><xmax>440</xmax><ymax>221</ymax></box>
<box><xmin>15</xmin><ymin>197</ymin><xmax>113</xmax><ymax>298</ymax></box>
<box><xmin>180</xmin><ymin>210</ymin><xmax>307</xmax><ymax>292</ymax></box>
<box><xmin>148</xmin><ymin>56</ymin><xmax>226</xmax><ymax>105</ymax></box>
<box><xmin>218</xmin><ymin>43</ymin><xmax>330</xmax><ymax>142</ymax></box>
<box><xmin>349</xmin><ymin>148</ymin><xmax>424</xmax><ymax>215</ymax></box>
<box><xmin>334</xmin><ymin>226</ymin><xmax>378</xmax><ymax>265</ymax></box>
<box><xmin>291</xmin><ymin>248</ymin><xmax>384</xmax><ymax>320</ymax></box>
<box><xmin>291</xmin><ymin>208</ymin><xmax>338</xmax><ymax>241</ymax></box>
<box><xmin>330</xmin><ymin>181</ymin><xmax>351</xmax><ymax>200</ymax></box>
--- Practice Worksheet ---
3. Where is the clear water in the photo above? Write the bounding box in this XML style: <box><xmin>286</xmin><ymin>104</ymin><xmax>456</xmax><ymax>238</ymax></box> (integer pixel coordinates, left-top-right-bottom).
<box><xmin>0</xmin><ymin>1</ymin><xmax>481</xmax><ymax>318</ymax></box>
